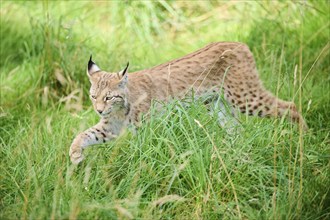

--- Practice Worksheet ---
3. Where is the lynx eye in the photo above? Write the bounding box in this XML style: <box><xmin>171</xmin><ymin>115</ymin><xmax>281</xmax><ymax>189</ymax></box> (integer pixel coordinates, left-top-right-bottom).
<box><xmin>105</xmin><ymin>96</ymin><xmax>114</xmax><ymax>101</ymax></box>
<box><xmin>105</xmin><ymin>95</ymin><xmax>123</xmax><ymax>101</ymax></box>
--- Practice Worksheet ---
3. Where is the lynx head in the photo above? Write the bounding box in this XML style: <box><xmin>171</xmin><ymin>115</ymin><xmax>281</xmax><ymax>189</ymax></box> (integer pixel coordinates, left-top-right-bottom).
<box><xmin>87</xmin><ymin>56</ymin><xmax>130</xmax><ymax>117</ymax></box>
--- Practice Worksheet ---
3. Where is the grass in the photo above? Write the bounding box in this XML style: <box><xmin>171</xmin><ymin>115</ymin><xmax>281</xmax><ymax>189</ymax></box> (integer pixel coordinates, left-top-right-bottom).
<box><xmin>1</xmin><ymin>1</ymin><xmax>329</xmax><ymax>219</ymax></box>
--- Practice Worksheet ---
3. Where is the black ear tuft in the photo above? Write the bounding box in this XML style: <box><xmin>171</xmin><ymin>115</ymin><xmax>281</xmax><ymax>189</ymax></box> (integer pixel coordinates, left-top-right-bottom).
<box><xmin>88</xmin><ymin>55</ymin><xmax>95</xmax><ymax>71</ymax></box>
<box><xmin>122</xmin><ymin>62</ymin><xmax>129</xmax><ymax>76</ymax></box>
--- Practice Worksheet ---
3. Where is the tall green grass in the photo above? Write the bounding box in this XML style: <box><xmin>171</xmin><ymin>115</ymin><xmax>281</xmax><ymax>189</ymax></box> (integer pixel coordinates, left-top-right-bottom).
<box><xmin>1</xmin><ymin>1</ymin><xmax>329</xmax><ymax>219</ymax></box>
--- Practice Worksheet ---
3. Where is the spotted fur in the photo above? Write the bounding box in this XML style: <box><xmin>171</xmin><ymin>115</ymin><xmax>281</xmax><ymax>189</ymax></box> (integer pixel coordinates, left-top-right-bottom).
<box><xmin>69</xmin><ymin>42</ymin><xmax>307</xmax><ymax>164</ymax></box>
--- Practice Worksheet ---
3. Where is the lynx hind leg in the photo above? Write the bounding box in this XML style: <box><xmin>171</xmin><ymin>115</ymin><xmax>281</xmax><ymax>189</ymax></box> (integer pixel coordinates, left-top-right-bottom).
<box><xmin>222</xmin><ymin>47</ymin><xmax>307</xmax><ymax>129</ymax></box>
<box><xmin>224</xmin><ymin>84</ymin><xmax>307</xmax><ymax>129</ymax></box>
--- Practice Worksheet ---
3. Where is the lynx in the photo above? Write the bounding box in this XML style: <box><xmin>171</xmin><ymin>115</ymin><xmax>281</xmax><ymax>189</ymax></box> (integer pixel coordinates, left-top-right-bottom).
<box><xmin>69</xmin><ymin>42</ymin><xmax>307</xmax><ymax>164</ymax></box>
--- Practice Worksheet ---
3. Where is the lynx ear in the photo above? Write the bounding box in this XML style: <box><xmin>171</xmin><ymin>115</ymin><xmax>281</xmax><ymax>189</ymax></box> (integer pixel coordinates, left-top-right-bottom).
<box><xmin>118</xmin><ymin>62</ymin><xmax>129</xmax><ymax>78</ymax></box>
<box><xmin>118</xmin><ymin>62</ymin><xmax>129</xmax><ymax>86</ymax></box>
<box><xmin>87</xmin><ymin>55</ymin><xmax>101</xmax><ymax>76</ymax></box>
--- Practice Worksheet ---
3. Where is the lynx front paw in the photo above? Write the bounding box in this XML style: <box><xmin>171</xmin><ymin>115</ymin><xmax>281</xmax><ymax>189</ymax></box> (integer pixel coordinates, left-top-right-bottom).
<box><xmin>69</xmin><ymin>146</ymin><xmax>84</xmax><ymax>164</ymax></box>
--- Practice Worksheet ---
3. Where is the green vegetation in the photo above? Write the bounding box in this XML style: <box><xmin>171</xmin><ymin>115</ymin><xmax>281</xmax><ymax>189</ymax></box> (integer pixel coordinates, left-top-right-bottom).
<box><xmin>1</xmin><ymin>1</ymin><xmax>329</xmax><ymax>219</ymax></box>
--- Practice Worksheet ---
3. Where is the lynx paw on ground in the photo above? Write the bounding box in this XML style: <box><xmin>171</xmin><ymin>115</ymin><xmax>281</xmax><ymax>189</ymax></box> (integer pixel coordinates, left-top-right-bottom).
<box><xmin>69</xmin><ymin>147</ymin><xmax>84</xmax><ymax>164</ymax></box>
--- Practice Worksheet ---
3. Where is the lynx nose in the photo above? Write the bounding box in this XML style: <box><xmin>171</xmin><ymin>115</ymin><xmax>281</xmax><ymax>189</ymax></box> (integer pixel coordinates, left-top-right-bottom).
<box><xmin>97</xmin><ymin>109</ymin><xmax>103</xmax><ymax>114</ymax></box>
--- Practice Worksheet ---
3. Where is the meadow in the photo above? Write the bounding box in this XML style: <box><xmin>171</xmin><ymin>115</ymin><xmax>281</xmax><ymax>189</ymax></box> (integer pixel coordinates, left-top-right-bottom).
<box><xmin>1</xmin><ymin>1</ymin><xmax>329</xmax><ymax>219</ymax></box>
